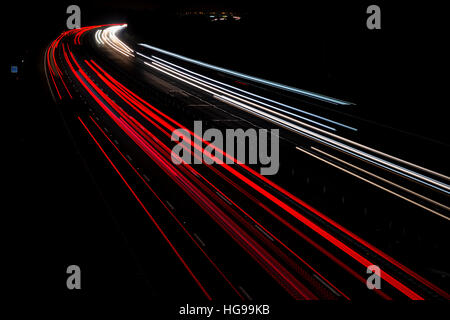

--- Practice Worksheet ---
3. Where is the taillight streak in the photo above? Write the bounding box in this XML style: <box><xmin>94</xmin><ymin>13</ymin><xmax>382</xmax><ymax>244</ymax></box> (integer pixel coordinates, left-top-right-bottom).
<box><xmin>78</xmin><ymin>116</ymin><xmax>212</xmax><ymax>300</ymax></box>
<box><xmin>88</xmin><ymin>115</ymin><xmax>245</xmax><ymax>300</ymax></box>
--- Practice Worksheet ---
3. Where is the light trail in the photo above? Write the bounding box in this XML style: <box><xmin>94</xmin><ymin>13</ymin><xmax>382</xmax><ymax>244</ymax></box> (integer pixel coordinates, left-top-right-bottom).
<box><xmin>126</xmin><ymin>27</ymin><xmax>450</xmax><ymax>198</ymax></box>
<box><xmin>78</xmin><ymin>116</ymin><xmax>212</xmax><ymax>300</ymax></box>
<box><xmin>146</xmin><ymin>60</ymin><xmax>337</xmax><ymax>132</ymax></box>
<box><xmin>88</xmin><ymin>114</ymin><xmax>245</xmax><ymax>300</ymax></box>
<box><xmin>138</xmin><ymin>42</ymin><xmax>353</xmax><ymax>105</ymax></box>
<box><xmin>137</xmin><ymin>52</ymin><xmax>357</xmax><ymax>132</ymax></box>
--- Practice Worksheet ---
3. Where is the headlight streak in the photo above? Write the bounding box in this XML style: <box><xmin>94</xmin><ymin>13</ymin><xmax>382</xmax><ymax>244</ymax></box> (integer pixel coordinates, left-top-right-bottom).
<box><xmin>138</xmin><ymin>43</ymin><xmax>353</xmax><ymax>105</ymax></box>
<box><xmin>78</xmin><ymin>117</ymin><xmax>213</xmax><ymax>300</ymax></box>
<box><xmin>137</xmin><ymin>51</ymin><xmax>358</xmax><ymax>132</ymax></box>
<box><xmin>296</xmin><ymin>146</ymin><xmax>449</xmax><ymax>220</ymax></box>
<box><xmin>95</xmin><ymin>29</ymin><xmax>104</xmax><ymax>45</ymax></box>
<box><xmin>100</xmin><ymin>25</ymin><xmax>134</xmax><ymax>57</ymax></box>
<box><xmin>147</xmin><ymin>59</ymin><xmax>337</xmax><ymax>131</ymax></box>
<box><xmin>88</xmin><ymin>114</ymin><xmax>246</xmax><ymax>300</ymax></box>
<box><xmin>140</xmin><ymin>56</ymin><xmax>450</xmax><ymax>197</ymax></box>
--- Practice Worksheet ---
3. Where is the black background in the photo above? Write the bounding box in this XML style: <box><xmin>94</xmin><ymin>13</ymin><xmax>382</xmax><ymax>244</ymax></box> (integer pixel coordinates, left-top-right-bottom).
<box><xmin>5</xmin><ymin>0</ymin><xmax>449</xmax><ymax>310</ymax></box>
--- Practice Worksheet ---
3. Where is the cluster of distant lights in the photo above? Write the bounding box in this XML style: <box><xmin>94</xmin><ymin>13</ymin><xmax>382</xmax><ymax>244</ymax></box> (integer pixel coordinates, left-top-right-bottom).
<box><xmin>209</xmin><ymin>14</ymin><xmax>241</xmax><ymax>22</ymax></box>
<box><xmin>180</xmin><ymin>10</ymin><xmax>240</xmax><ymax>22</ymax></box>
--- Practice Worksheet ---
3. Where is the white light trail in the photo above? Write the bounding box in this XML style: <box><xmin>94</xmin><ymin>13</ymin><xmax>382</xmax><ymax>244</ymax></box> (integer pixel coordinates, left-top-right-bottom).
<box><xmin>146</xmin><ymin>60</ymin><xmax>338</xmax><ymax>132</ymax></box>
<box><xmin>296</xmin><ymin>146</ymin><xmax>450</xmax><ymax>221</ymax></box>
<box><xmin>143</xmin><ymin>59</ymin><xmax>449</xmax><ymax>194</ymax></box>
<box><xmin>100</xmin><ymin>25</ymin><xmax>134</xmax><ymax>57</ymax></box>
<box><xmin>138</xmin><ymin>42</ymin><xmax>353</xmax><ymax>105</ymax></box>
<box><xmin>148</xmin><ymin>54</ymin><xmax>358</xmax><ymax>132</ymax></box>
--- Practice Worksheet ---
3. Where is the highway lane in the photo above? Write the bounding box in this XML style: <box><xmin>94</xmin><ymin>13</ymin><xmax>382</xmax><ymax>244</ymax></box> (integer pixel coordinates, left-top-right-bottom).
<box><xmin>44</xmin><ymin>25</ymin><xmax>450</xmax><ymax>300</ymax></box>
